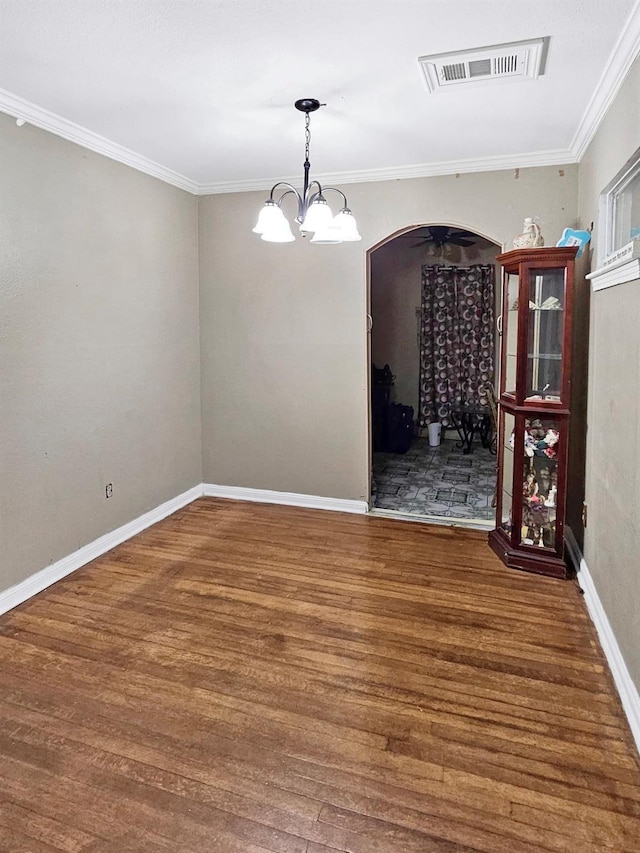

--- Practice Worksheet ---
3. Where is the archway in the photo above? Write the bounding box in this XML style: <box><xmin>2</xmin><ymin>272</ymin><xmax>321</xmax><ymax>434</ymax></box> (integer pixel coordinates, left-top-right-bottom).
<box><xmin>367</xmin><ymin>223</ymin><xmax>502</xmax><ymax>527</ymax></box>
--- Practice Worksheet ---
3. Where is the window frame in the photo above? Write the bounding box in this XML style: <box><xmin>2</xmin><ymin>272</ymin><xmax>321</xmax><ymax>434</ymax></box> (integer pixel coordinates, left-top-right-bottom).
<box><xmin>600</xmin><ymin>145</ymin><xmax>640</xmax><ymax>265</ymax></box>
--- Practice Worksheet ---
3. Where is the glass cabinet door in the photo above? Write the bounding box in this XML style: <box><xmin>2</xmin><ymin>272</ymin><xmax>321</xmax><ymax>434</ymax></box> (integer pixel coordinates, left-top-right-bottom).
<box><xmin>519</xmin><ymin>414</ymin><xmax>561</xmax><ymax>551</ymax></box>
<box><xmin>503</xmin><ymin>271</ymin><xmax>520</xmax><ymax>397</ymax></box>
<box><xmin>499</xmin><ymin>410</ymin><xmax>515</xmax><ymax>536</ymax></box>
<box><xmin>525</xmin><ymin>268</ymin><xmax>566</xmax><ymax>403</ymax></box>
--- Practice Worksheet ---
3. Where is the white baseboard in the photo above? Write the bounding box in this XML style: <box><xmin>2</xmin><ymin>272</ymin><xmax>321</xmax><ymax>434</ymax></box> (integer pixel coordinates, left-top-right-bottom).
<box><xmin>566</xmin><ymin>527</ymin><xmax>640</xmax><ymax>754</ymax></box>
<box><xmin>0</xmin><ymin>484</ymin><xmax>202</xmax><ymax>617</ymax></box>
<box><xmin>202</xmin><ymin>483</ymin><xmax>368</xmax><ymax>515</ymax></box>
<box><xmin>0</xmin><ymin>483</ymin><xmax>366</xmax><ymax>617</ymax></box>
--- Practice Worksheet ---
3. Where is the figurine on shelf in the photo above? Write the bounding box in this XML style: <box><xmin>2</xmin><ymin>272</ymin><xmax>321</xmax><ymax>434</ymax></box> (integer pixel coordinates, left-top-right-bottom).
<box><xmin>537</xmin><ymin>465</ymin><xmax>551</xmax><ymax>499</ymax></box>
<box><xmin>524</xmin><ymin>473</ymin><xmax>538</xmax><ymax>502</ymax></box>
<box><xmin>544</xmin><ymin>485</ymin><xmax>557</xmax><ymax>508</ymax></box>
<box><xmin>513</xmin><ymin>218</ymin><xmax>544</xmax><ymax>249</ymax></box>
<box><xmin>540</xmin><ymin>296</ymin><xmax>562</xmax><ymax>310</ymax></box>
<box><xmin>535</xmin><ymin>428</ymin><xmax>559</xmax><ymax>459</ymax></box>
<box><xmin>556</xmin><ymin>227</ymin><xmax>591</xmax><ymax>257</ymax></box>
<box><xmin>525</xmin><ymin>431</ymin><xmax>537</xmax><ymax>457</ymax></box>
<box><xmin>511</xmin><ymin>422</ymin><xmax>559</xmax><ymax>458</ymax></box>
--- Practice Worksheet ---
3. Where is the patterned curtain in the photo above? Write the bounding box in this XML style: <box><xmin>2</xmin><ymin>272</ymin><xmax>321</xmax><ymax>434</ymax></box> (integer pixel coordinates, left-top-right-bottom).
<box><xmin>419</xmin><ymin>264</ymin><xmax>495</xmax><ymax>428</ymax></box>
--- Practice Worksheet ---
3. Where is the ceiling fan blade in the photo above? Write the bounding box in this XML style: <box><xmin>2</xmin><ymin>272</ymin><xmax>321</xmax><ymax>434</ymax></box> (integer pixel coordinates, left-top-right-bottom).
<box><xmin>393</xmin><ymin>228</ymin><xmax>478</xmax><ymax>248</ymax></box>
<box><xmin>427</xmin><ymin>226</ymin><xmax>449</xmax><ymax>242</ymax></box>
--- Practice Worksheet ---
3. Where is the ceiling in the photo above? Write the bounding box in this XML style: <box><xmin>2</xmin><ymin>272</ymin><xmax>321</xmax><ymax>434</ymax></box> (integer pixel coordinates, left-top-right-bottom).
<box><xmin>1</xmin><ymin>0</ymin><xmax>639</xmax><ymax>194</ymax></box>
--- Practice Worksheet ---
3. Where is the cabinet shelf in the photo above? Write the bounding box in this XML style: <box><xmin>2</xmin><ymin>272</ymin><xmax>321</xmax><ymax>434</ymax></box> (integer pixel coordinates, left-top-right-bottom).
<box><xmin>510</xmin><ymin>306</ymin><xmax>564</xmax><ymax>312</ymax></box>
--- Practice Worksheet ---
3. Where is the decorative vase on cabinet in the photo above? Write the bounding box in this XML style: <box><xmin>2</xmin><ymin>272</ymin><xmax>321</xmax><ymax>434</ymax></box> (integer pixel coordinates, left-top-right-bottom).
<box><xmin>488</xmin><ymin>246</ymin><xmax>578</xmax><ymax>578</ymax></box>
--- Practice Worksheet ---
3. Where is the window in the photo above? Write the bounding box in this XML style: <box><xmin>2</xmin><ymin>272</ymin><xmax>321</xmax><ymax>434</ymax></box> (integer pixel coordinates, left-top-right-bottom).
<box><xmin>601</xmin><ymin>146</ymin><xmax>640</xmax><ymax>262</ymax></box>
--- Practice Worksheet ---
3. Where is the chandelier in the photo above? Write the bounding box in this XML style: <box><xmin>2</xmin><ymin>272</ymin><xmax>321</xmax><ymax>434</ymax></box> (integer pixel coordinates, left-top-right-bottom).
<box><xmin>253</xmin><ymin>99</ymin><xmax>361</xmax><ymax>244</ymax></box>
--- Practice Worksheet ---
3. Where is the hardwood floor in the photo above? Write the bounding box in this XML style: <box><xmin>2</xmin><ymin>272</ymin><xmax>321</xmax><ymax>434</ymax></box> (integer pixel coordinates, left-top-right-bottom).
<box><xmin>1</xmin><ymin>497</ymin><xmax>639</xmax><ymax>852</ymax></box>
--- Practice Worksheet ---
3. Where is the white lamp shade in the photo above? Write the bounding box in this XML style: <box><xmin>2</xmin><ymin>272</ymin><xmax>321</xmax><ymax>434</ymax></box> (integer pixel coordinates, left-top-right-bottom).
<box><xmin>253</xmin><ymin>201</ymin><xmax>285</xmax><ymax>235</ymax></box>
<box><xmin>261</xmin><ymin>219</ymin><xmax>295</xmax><ymax>242</ymax></box>
<box><xmin>310</xmin><ymin>223</ymin><xmax>343</xmax><ymax>244</ymax></box>
<box><xmin>300</xmin><ymin>197</ymin><xmax>333</xmax><ymax>233</ymax></box>
<box><xmin>333</xmin><ymin>208</ymin><xmax>362</xmax><ymax>242</ymax></box>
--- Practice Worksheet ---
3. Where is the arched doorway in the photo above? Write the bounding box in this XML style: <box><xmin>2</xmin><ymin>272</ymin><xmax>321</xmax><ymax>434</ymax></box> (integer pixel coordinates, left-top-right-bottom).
<box><xmin>367</xmin><ymin>223</ymin><xmax>502</xmax><ymax>527</ymax></box>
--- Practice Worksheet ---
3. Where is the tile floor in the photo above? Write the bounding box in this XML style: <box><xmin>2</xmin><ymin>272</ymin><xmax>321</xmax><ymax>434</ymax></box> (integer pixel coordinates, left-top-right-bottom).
<box><xmin>372</xmin><ymin>434</ymin><xmax>496</xmax><ymax>523</ymax></box>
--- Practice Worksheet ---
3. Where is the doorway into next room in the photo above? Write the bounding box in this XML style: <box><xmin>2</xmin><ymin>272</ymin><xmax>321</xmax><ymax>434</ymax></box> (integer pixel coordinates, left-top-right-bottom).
<box><xmin>369</xmin><ymin>225</ymin><xmax>501</xmax><ymax>528</ymax></box>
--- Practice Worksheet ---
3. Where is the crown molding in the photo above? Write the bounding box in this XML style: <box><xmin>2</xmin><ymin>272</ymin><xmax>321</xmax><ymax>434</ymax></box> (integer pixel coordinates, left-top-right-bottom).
<box><xmin>0</xmin><ymin>88</ymin><xmax>200</xmax><ymax>194</ymax></box>
<box><xmin>570</xmin><ymin>0</ymin><xmax>640</xmax><ymax>161</ymax></box>
<box><xmin>0</xmin><ymin>88</ymin><xmax>576</xmax><ymax>195</ymax></box>
<box><xmin>2</xmin><ymin>0</ymin><xmax>638</xmax><ymax>198</ymax></box>
<box><xmin>196</xmin><ymin>148</ymin><xmax>576</xmax><ymax>195</ymax></box>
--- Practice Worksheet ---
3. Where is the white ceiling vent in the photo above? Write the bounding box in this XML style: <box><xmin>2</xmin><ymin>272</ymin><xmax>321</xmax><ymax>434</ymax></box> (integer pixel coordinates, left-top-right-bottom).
<box><xmin>418</xmin><ymin>38</ymin><xmax>548</xmax><ymax>93</ymax></box>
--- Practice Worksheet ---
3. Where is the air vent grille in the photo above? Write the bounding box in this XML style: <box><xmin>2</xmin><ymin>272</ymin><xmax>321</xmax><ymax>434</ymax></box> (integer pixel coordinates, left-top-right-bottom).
<box><xmin>443</xmin><ymin>62</ymin><xmax>467</xmax><ymax>82</ymax></box>
<box><xmin>494</xmin><ymin>54</ymin><xmax>518</xmax><ymax>75</ymax></box>
<box><xmin>418</xmin><ymin>38</ymin><xmax>547</xmax><ymax>93</ymax></box>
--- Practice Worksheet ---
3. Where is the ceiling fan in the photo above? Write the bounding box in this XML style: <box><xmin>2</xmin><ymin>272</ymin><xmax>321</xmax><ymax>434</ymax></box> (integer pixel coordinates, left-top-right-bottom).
<box><xmin>399</xmin><ymin>226</ymin><xmax>477</xmax><ymax>248</ymax></box>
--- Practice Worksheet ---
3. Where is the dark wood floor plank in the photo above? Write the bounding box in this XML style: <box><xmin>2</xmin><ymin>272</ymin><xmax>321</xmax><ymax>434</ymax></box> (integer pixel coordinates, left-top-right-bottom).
<box><xmin>509</xmin><ymin>801</ymin><xmax>638</xmax><ymax>851</ymax></box>
<box><xmin>317</xmin><ymin>801</ymin><xmax>564</xmax><ymax>853</ymax></box>
<box><xmin>0</xmin><ymin>696</ymin><xmax>324</xmax><ymax>829</ymax></box>
<box><xmin>21</xmin><ymin>575</ymin><xmax>621</xmax><ymax>727</ymax></box>
<box><xmin>0</xmin><ymin>824</ymin><xmax>61</xmax><ymax>853</ymax></box>
<box><xmin>32</xmin><ymin>584</ymin><xmax>610</xmax><ymax>703</ymax></box>
<box><xmin>389</xmin><ymin>734</ymin><xmax>640</xmax><ymax>811</ymax></box>
<box><xmin>0</xmin><ymin>797</ymin><xmax>95</xmax><ymax>853</ymax></box>
<box><xmin>426</xmin><ymin>718</ymin><xmax>638</xmax><ymax>778</ymax></box>
<box><xmin>0</xmin><ymin>497</ymin><xmax>639</xmax><ymax>852</ymax></box>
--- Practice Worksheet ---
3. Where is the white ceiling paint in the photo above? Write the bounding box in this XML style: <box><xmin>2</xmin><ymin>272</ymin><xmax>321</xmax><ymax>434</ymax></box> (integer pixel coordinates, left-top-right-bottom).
<box><xmin>0</xmin><ymin>0</ymin><xmax>639</xmax><ymax>194</ymax></box>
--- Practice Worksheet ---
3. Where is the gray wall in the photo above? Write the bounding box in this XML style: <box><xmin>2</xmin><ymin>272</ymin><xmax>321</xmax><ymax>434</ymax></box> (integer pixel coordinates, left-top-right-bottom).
<box><xmin>577</xmin><ymin>54</ymin><xmax>640</xmax><ymax>691</ymax></box>
<box><xmin>199</xmin><ymin>166</ymin><xmax>578</xmax><ymax>500</ymax></box>
<box><xmin>0</xmin><ymin>114</ymin><xmax>202</xmax><ymax>592</ymax></box>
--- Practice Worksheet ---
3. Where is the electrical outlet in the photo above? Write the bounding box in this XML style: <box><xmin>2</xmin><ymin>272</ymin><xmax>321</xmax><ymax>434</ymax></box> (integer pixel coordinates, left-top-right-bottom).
<box><xmin>105</xmin><ymin>483</ymin><xmax>113</xmax><ymax>499</ymax></box>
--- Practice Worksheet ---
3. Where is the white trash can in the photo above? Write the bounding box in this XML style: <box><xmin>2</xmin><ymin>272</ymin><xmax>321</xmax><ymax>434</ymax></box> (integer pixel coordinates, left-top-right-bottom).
<box><xmin>428</xmin><ymin>422</ymin><xmax>442</xmax><ymax>447</ymax></box>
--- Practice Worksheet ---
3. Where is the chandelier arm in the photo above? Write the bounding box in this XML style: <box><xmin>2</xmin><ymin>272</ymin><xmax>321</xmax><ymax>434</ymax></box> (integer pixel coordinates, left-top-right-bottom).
<box><xmin>269</xmin><ymin>181</ymin><xmax>301</xmax><ymax>202</ymax></box>
<box><xmin>270</xmin><ymin>185</ymin><xmax>305</xmax><ymax>223</ymax></box>
<box><xmin>322</xmin><ymin>187</ymin><xmax>349</xmax><ymax>209</ymax></box>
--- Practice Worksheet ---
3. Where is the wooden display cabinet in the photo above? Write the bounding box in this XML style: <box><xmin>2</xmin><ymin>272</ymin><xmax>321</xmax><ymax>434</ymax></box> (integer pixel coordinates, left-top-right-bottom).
<box><xmin>489</xmin><ymin>246</ymin><xmax>577</xmax><ymax>578</ymax></box>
